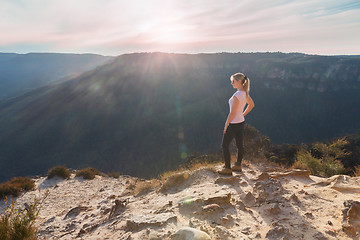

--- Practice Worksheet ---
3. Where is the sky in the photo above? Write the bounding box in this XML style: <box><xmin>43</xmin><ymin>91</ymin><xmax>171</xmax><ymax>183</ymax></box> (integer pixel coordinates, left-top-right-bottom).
<box><xmin>1</xmin><ymin>0</ymin><xmax>360</xmax><ymax>56</ymax></box>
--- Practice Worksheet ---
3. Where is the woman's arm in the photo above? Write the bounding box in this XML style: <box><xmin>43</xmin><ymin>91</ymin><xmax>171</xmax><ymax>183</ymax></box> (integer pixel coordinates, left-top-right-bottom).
<box><xmin>224</xmin><ymin>97</ymin><xmax>240</xmax><ymax>133</ymax></box>
<box><xmin>243</xmin><ymin>95</ymin><xmax>255</xmax><ymax>117</ymax></box>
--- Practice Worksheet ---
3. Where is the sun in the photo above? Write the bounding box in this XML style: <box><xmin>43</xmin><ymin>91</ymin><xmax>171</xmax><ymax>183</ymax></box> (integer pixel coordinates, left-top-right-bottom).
<box><xmin>136</xmin><ymin>18</ymin><xmax>193</xmax><ymax>46</ymax></box>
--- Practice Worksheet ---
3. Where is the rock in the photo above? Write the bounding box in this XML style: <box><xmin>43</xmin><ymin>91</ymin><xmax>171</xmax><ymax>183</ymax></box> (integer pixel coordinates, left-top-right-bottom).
<box><xmin>265</xmin><ymin>225</ymin><xmax>290</xmax><ymax>240</ymax></box>
<box><xmin>342</xmin><ymin>200</ymin><xmax>360</xmax><ymax>236</ymax></box>
<box><xmin>255</xmin><ymin>172</ymin><xmax>271</xmax><ymax>181</ymax></box>
<box><xmin>243</xmin><ymin>192</ymin><xmax>256</xmax><ymax>207</ymax></box>
<box><xmin>269</xmin><ymin>169</ymin><xmax>311</xmax><ymax>179</ymax></box>
<box><xmin>108</xmin><ymin>199</ymin><xmax>128</xmax><ymax>219</ymax></box>
<box><xmin>237</xmin><ymin>200</ymin><xmax>246</xmax><ymax>210</ymax></box>
<box><xmin>171</xmin><ymin>227</ymin><xmax>211</xmax><ymax>240</ymax></box>
<box><xmin>203</xmin><ymin>193</ymin><xmax>231</xmax><ymax>205</ymax></box>
<box><xmin>215</xmin><ymin>176</ymin><xmax>241</xmax><ymax>184</ymax></box>
<box><xmin>118</xmin><ymin>232</ymin><xmax>132</xmax><ymax>240</ymax></box>
<box><xmin>289</xmin><ymin>193</ymin><xmax>301</xmax><ymax>205</ymax></box>
<box><xmin>313</xmin><ymin>175</ymin><xmax>360</xmax><ymax>192</ymax></box>
<box><xmin>240</xmin><ymin>181</ymin><xmax>248</xmax><ymax>186</ymax></box>
<box><xmin>214</xmin><ymin>225</ymin><xmax>231</xmax><ymax>239</ymax></box>
<box><xmin>189</xmin><ymin>218</ymin><xmax>211</xmax><ymax>235</ymax></box>
<box><xmin>304</xmin><ymin>212</ymin><xmax>314</xmax><ymax>219</ymax></box>
<box><xmin>253</xmin><ymin>178</ymin><xmax>286</xmax><ymax>203</ymax></box>
<box><xmin>241</xmin><ymin>226</ymin><xmax>251</xmax><ymax>235</ymax></box>
<box><xmin>220</xmin><ymin>214</ymin><xmax>234</xmax><ymax>225</ymax></box>
<box><xmin>64</xmin><ymin>206</ymin><xmax>89</xmax><ymax>219</ymax></box>
<box><xmin>312</xmin><ymin>232</ymin><xmax>328</xmax><ymax>240</ymax></box>
<box><xmin>126</xmin><ymin>212</ymin><xmax>177</xmax><ymax>231</ymax></box>
<box><xmin>196</xmin><ymin>203</ymin><xmax>224</xmax><ymax>215</ymax></box>
<box><xmin>265</xmin><ymin>203</ymin><xmax>281</xmax><ymax>215</ymax></box>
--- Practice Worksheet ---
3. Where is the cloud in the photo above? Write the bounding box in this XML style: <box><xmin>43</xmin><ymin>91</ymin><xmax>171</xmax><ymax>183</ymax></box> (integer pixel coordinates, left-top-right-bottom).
<box><xmin>0</xmin><ymin>0</ymin><xmax>359</xmax><ymax>55</ymax></box>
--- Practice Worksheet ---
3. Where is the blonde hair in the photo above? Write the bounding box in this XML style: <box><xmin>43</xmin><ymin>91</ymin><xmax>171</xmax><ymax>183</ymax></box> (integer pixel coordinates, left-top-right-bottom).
<box><xmin>230</xmin><ymin>73</ymin><xmax>250</xmax><ymax>95</ymax></box>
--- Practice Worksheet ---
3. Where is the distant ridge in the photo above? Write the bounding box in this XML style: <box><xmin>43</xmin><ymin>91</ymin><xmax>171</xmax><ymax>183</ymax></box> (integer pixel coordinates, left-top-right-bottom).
<box><xmin>0</xmin><ymin>52</ymin><xmax>114</xmax><ymax>99</ymax></box>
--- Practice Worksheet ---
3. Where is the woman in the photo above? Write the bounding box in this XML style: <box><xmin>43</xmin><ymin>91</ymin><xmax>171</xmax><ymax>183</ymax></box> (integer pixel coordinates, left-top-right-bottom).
<box><xmin>218</xmin><ymin>73</ymin><xmax>255</xmax><ymax>175</ymax></box>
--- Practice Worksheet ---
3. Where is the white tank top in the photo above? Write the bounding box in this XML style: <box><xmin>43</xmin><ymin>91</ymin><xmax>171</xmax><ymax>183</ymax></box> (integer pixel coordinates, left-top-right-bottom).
<box><xmin>229</xmin><ymin>90</ymin><xmax>247</xmax><ymax>123</ymax></box>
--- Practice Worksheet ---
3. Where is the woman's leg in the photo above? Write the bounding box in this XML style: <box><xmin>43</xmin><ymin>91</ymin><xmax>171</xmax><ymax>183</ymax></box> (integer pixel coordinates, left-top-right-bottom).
<box><xmin>221</xmin><ymin>125</ymin><xmax>234</xmax><ymax>169</ymax></box>
<box><xmin>234</xmin><ymin>122</ymin><xmax>245</xmax><ymax>166</ymax></box>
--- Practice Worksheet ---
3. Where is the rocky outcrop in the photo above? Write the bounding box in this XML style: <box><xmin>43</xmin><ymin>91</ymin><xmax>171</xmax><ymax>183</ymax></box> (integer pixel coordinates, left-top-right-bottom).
<box><xmin>6</xmin><ymin>163</ymin><xmax>360</xmax><ymax>240</ymax></box>
<box><xmin>126</xmin><ymin>212</ymin><xmax>177</xmax><ymax>231</ymax></box>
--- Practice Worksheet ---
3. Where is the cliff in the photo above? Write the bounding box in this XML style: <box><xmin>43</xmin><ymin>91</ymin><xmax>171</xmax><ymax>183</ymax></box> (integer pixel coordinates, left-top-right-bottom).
<box><xmin>2</xmin><ymin>161</ymin><xmax>360</xmax><ymax>239</ymax></box>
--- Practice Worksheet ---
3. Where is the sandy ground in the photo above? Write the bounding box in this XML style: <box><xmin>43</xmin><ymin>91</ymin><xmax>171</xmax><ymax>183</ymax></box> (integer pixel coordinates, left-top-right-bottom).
<box><xmin>1</xmin><ymin>161</ymin><xmax>360</xmax><ymax>240</ymax></box>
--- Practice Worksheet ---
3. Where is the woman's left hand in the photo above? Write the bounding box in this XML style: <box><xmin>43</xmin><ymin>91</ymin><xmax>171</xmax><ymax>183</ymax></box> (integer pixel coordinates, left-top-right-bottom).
<box><xmin>223</xmin><ymin>125</ymin><xmax>228</xmax><ymax>134</ymax></box>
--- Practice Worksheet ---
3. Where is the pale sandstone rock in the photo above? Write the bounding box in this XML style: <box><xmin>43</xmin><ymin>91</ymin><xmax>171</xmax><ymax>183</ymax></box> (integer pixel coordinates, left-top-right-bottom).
<box><xmin>342</xmin><ymin>200</ymin><xmax>360</xmax><ymax>236</ymax></box>
<box><xmin>171</xmin><ymin>227</ymin><xmax>211</xmax><ymax>240</ymax></box>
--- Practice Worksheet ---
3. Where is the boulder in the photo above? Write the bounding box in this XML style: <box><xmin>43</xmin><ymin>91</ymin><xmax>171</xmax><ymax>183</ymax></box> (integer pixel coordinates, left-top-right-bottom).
<box><xmin>171</xmin><ymin>227</ymin><xmax>211</xmax><ymax>240</ymax></box>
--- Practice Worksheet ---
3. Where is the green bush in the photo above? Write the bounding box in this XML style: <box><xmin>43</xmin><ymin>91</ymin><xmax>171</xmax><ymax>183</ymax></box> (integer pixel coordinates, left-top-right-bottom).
<box><xmin>76</xmin><ymin>167</ymin><xmax>101</xmax><ymax>180</ymax></box>
<box><xmin>47</xmin><ymin>166</ymin><xmax>71</xmax><ymax>179</ymax></box>
<box><xmin>0</xmin><ymin>198</ymin><xmax>39</xmax><ymax>240</ymax></box>
<box><xmin>292</xmin><ymin>139</ymin><xmax>347</xmax><ymax>177</ymax></box>
<box><xmin>0</xmin><ymin>177</ymin><xmax>35</xmax><ymax>198</ymax></box>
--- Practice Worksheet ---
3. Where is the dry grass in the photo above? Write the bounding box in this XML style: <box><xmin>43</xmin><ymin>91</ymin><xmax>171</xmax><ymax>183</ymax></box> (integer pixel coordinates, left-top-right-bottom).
<box><xmin>75</xmin><ymin>167</ymin><xmax>102</xmax><ymax>180</ymax></box>
<box><xmin>159</xmin><ymin>162</ymin><xmax>219</xmax><ymax>182</ymax></box>
<box><xmin>132</xmin><ymin>179</ymin><xmax>161</xmax><ymax>196</ymax></box>
<box><xmin>47</xmin><ymin>166</ymin><xmax>71</xmax><ymax>179</ymax></box>
<box><xmin>0</xmin><ymin>177</ymin><xmax>35</xmax><ymax>198</ymax></box>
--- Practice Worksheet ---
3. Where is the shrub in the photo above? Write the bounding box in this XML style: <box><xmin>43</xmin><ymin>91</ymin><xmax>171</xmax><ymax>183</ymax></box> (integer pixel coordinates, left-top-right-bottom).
<box><xmin>0</xmin><ymin>177</ymin><xmax>35</xmax><ymax>198</ymax></box>
<box><xmin>107</xmin><ymin>172</ymin><xmax>120</xmax><ymax>179</ymax></box>
<box><xmin>354</xmin><ymin>165</ymin><xmax>360</xmax><ymax>177</ymax></box>
<box><xmin>133</xmin><ymin>179</ymin><xmax>160</xmax><ymax>196</ymax></box>
<box><xmin>292</xmin><ymin>139</ymin><xmax>347</xmax><ymax>177</ymax></box>
<box><xmin>76</xmin><ymin>167</ymin><xmax>101</xmax><ymax>180</ymax></box>
<box><xmin>266</xmin><ymin>144</ymin><xmax>300</xmax><ymax>167</ymax></box>
<box><xmin>243</xmin><ymin>124</ymin><xmax>271</xmax><ymax>159</ymax></box>
<box><xmin>47</xmin><ymin>166</ymin><xmax>71</xmax><ymax>179</ymax></box>
<box><xmin>0</xmin><ymin>198</ymin><xmax>39</xmax><ymax>240</ymax></box>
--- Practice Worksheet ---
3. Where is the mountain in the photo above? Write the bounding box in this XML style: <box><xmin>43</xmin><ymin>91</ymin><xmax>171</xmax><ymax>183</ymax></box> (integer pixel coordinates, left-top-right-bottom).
<box><xmin>0</xmin><ymin>53</ymin><xmax>114</xmax><ymax>99</ymax></box>
<box><xmin>0</xmin><ymin>52</ymin><xmax>360</xmax><ymax>182</ymax></box>
<box><xmin>3</xmin><ymin>163</ymin><xmax>360</xmax><ymax>239</ymax></box>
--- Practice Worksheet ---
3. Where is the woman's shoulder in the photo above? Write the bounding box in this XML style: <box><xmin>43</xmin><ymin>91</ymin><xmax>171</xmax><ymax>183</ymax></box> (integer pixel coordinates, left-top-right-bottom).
<box><xmin>234</xmin><ymin>90</ymin><xmax>246</xmax><ymax>97</ymax></box>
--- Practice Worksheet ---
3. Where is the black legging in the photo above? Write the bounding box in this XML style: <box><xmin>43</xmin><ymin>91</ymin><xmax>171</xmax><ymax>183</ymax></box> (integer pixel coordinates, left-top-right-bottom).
<box><xmin>221</xmin><ymin>122</ymin><xmax>244</xmax><ymax>169</ymax></box>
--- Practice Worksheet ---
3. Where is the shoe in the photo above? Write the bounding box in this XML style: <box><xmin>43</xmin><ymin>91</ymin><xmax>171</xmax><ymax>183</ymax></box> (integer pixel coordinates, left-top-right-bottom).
<box><xmin>217</xmin><ymin>168</ymin><xmax>232</xmax><ymax>176</ymax></box>
<box><xmin>231</xmin><ymin>165</ymin><xmax>242</xmax><ymax>172</ymax></box>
